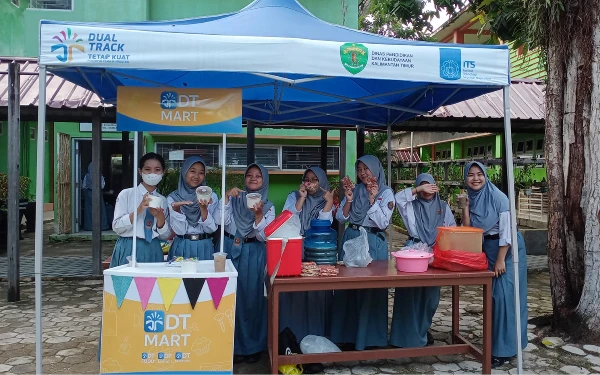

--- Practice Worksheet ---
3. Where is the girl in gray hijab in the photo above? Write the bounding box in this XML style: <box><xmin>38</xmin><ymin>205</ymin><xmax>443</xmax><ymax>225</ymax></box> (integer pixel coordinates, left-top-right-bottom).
<box><xmin>167</xmin><ymin>156</ymin><xmax>220</xmax><ymax>260</ymax></box>
<box><xmin>463</xmin><ymin>162</ymin><xmax>528</xmax><ymax>368</ymax></box>
<box><xmin>330</xmin><ymin>155</ymin><xmax>395</xmax><ymax>350</ymax></box>
<box><xmin>390</xmin><ymin>173</ymin><xmax>456</xmax><ymax>348</ymax></box>
<box><xmin>219</xmin><ymin>163</ymin><xmax>275</xmax><ymax>364</ymax></box>
<box><xmin>279</xmin><ymin>167</ymin><xmax>334</xmax><ymax>345</ymax></box>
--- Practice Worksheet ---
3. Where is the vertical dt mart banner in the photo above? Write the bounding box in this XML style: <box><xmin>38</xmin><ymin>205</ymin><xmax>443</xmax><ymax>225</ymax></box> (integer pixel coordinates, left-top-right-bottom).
<box><xmin>116</xmin><ymin>87</ymin><xmax>242</xmax><ymax>133</ymax></box>
<box><xmin>100</xmin><ymin>274</ymin><xmax>236</xmax><ymax>374</ymax></box>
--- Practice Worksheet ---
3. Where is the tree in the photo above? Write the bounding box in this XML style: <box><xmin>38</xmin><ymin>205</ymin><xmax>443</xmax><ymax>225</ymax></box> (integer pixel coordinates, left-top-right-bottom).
<box><xmin>473</xmin><ymin>0</ymin><xmax>600</xmax><ymax>339</ymax></box>
<box><xmin>365</xmin><ymin>0</ymin><xmax>600</xmax><ymax>337</ymax></box>
<box><xmin>359</xmin><ymin>0</ymin><xmax>466</xmax><ymax>40</ymax></box>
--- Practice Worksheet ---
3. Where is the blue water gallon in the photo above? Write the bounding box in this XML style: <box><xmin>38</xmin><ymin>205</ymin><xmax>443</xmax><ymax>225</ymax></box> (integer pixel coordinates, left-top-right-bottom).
<box><xmin>303</xmin><ymin>219</ymin><xmax>338</xmax><ymax>265</ymax></box>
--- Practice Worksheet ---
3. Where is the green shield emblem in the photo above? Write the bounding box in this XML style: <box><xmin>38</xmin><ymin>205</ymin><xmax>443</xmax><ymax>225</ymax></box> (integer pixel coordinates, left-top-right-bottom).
<box><xmin>340</xmin><ymin>43</ymin><xmax>368</xmax><ymax>75</ymax></box>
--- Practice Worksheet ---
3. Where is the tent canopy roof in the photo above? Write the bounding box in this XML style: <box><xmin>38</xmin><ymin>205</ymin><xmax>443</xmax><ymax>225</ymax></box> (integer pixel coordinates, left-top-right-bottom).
<box><xmin>39</xmin><ymin>0</ymin><xmax>510</xmax><ymax>128</ymax></box>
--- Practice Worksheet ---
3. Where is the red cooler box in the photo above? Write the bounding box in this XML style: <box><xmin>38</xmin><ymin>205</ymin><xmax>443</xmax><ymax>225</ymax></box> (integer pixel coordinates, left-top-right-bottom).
<box><xmin>264</xmin><ymin>210</ymin><xmax>302</xmax><ymax>277</ymax></box>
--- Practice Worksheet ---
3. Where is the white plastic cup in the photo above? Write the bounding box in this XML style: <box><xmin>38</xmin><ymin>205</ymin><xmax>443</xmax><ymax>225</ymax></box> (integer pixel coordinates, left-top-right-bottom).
<box><xmin>181</xmin><ymin>260</ymin><xmax>197</xmax><ymax>273</ymax></box>
<box><xmin>148</xmin><ymin>195</ymin><xmax>162</xmax><ymax>209</ymax></box>
<box><xmin>196</xmin><ymin>186</ymin><xmax>213</xmax><ymax>203</ymax></box>
<box><xmin>213</xmin><ymin>252</ymin><xmax>227</xmax><ymax>272</ymax></box>
<box><xmin>246</xmin><ymin>193</ymin><xmax>262</xmax><ymax>209</ymax></box>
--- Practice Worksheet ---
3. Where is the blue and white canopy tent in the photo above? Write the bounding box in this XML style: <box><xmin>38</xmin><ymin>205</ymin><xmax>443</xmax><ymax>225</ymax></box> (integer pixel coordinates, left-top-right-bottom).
<box><xmin>35</xmin><ymin>0</ymin><xmax>524</xmax><ymax>373</ymax></box>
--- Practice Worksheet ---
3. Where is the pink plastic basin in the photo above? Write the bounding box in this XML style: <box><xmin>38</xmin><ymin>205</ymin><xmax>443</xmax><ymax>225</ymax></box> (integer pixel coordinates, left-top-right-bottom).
<box><xmin>391</xmin><ymin>250</ymin><xmax>434</xmax><ymax>273</ymax></box>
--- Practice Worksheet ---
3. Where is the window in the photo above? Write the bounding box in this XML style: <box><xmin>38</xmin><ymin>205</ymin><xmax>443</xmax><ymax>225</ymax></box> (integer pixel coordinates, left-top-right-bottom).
<box><xmin>478</xmin><ymin>146</ymin><xmax>485</xmax><ymax>156</ymax></box>
<box><xmin>466</xmin><ymin>148</ymin><xmax>472</xmax><ymax>157</ymax></box>
<box><xmin>281</xmin><ymin>146</ymin><xmax>340</xmax><ymax>170</ymax></box>
<box><xmin>435</xmin><ymin>151</ymin><xmax>441</xmax><ymax>159</ymax></box>
<box><xmin>45</xmin><ymin>130</ymin><xmax>49</xmax><ymax>142</ymax></box>
<box><xmin>472</xmin><ymin>147</ymin><xmax>479</xmax><ymax>156</ymax></box>
<box><xmin>517</xmin><ymin>142</ymin><xmax>524</xmax><ymax>152</ymax></box>
<box><xmin>526</xmin><ymin>140</ymin><xmax>534</xmax><ymax>152</ymax></box>
<box><xmin>155</xmin><ymin>143</ymin><xmax>220</xmax><ymax>169</ymax></box>
<box><xmin>29</xmin><ymin>0</ymin><xmax>72</xmax><ymax>10</ymax></box>
<box><xmin>487</xmin><ymin>145</ymin><xmax>492</xmax><ymax>155</ymax></box>
<box><xmin>536</xmin><ymin>139</ymin><xmax>544</xmax><ymax>151</ymax></box>
<box><xmin>30</xmin><ymin>128</ymin><xmax>36</xmax><ymax>140</ymax></box>
<box><xmin>226</xmin><ymin>146</ymin><xmax>279</xmax><ymax>168</ymax></box>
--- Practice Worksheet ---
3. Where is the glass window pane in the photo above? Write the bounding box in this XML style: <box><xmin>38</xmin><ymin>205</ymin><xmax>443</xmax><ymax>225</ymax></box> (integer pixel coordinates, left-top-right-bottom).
<box><xmin>30</xmin><ymin>0</ymin><xmax>72</xmax><ymax>9</ymax></box>
<box><xmin>281</xmin><ymin>146</ymin><xmax>339</xmax><ymax>170</ymax></box>
<box><xmin>526</xmin><ymin>140</ymin><xmax>534</xmax><ymax>151</ymax></box>
<box><xmin>155</xmin><ymin>143</ymin><xmax>219</xmax><ymax>170</ymax></box>
<box><xmin>536</xmin><ymin>139</ymin><xmax>544</xmax><ymax>150</ymax></box>
<box><xmin>226</xmin><ymin>147</ymin><xmax>279</xmax><ymax>168</ymax></box>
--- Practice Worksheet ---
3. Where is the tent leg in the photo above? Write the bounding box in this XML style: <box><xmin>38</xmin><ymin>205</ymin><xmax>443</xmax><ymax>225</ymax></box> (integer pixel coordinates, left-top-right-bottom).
<box><xmin>320</xmin><ymin>129</ymin><xmax>328</xmax><ymax>172</ymax></box>
<box><xmin>131</xmin><ymin>132</ymin><xmax>139</xmax><ymax>268</ymax></box>
<box><xmin>337</xmin><ymin>130</ymin><xmax>347</xmax><ymax>246</ymax></box>
<box><xmin>121</xmin><ymin>131</ymin><xmax>130</xmax><ymax>188</ymax></box>
<box><xmin>502</xmin><ymin>85</ymin><xmax>523</xmax><ymax>374</ymax></box>
<box><xmin>92</xmin><ymin>111</ymin><xmax>102</xmax><ymax>275</ymax></box>
<box><xmin>220</xmin><ymin>134</ymin><xmax>227</xmax><ymax>253</ymax></box>
<box><xmin>387</xmin><ymin>124</ymin><xmax>393</xmax><ymax>253</ymax></box>
<box><xmin>35</xmin><ymin>65</ymin><xmax>47</xmax><ymax>375</ymax></box>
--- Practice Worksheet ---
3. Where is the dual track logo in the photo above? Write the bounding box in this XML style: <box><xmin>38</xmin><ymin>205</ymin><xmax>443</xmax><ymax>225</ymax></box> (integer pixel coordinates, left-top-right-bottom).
<box><xmin>51</xmin><ymin>28</ymin><xmax>84</xmax><ymax>63</ymax></box>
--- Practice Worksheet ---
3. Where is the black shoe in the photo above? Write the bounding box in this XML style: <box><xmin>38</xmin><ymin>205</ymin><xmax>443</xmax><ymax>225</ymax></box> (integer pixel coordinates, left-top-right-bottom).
<box><xmin>491</xmin><ymin>356</ymin><xmax>510</xmax><ymax>368</ymax></box>
<box><xmin>233</xmin><ymin>355</ymin><xmax>246</xmax><ymax>364</ymax></box>
<box><xmin>427</xmin><ymin>331</ymin><xmax>434</xmax><ymax>346</ymax></box>
<box><xmin>246</xmin><ymin>352</ymin><xmax>261</xmax><ymax>363</ymax></box>
<box><xmin>303</xmin><ymin>363</ymin><xmax>325</xmax><ymax>374</ymax></box>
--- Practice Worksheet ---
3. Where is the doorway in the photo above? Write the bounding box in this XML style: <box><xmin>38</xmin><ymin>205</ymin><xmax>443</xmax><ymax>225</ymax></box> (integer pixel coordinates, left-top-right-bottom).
<box><xmin>72</xmin><ymin>139</ymin><xmax>134</xmax><ymax>233</ymax></box>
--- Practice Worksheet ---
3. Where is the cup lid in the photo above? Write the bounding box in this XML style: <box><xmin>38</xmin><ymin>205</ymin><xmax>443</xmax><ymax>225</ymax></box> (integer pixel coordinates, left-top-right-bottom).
<box><xmin>197</xmin><ymin>186</ymin><xmax>212</xmax><ymax>194</ymax></box>
<box><xmin>213</xmin><ymin>252</ymin><xmax>227</xmax><ymax>257</ymax></box>
<box><xmin>247</xmin><ymin>193</ymin><xmax>261</xmax><ymax>199</ymax></box>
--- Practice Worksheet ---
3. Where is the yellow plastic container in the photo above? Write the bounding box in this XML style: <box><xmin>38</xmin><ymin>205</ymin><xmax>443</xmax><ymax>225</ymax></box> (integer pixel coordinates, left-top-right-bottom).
<box><xmin>436</xmin><ymin>227</ymin><xmax>484</xmax><ymax>253</ymax></box>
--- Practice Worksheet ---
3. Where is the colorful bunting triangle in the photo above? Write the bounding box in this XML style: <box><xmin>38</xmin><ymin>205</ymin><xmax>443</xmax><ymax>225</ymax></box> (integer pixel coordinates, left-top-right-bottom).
<box><xmin>182</xmin><ymin>278</ymin><xmax>205</xmax><ymax>309</ymax></box>
<box><xmin>134</xmin><ymin>277</ymin><xmax>156</xmax><ymax>311</ymax></box>
<box><xmin>156</xmin><ymin>278</ymin><xmax>181</xmax><ymax>311</ymax></box>
<box><xmin>111</xmin><ymin>275</ymin><xmax>133</xmax><ymax>309</ymax></box>
<box><xmin>207</xmin><ymin>277</ymin><xmax>229</xmax><ymax>310</ymax></box>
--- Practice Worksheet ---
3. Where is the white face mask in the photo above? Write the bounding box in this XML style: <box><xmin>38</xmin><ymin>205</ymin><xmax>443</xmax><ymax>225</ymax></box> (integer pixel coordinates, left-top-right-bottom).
<box><xmin>141</xmin><ymin>173</ymin><xmax>163</xmax><ymax>186</ymax></box>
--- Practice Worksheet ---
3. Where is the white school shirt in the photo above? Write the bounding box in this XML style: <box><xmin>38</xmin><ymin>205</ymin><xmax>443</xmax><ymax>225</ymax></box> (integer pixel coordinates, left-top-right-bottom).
<box><xmin>335</xmin><ymin>188</ymin><xmax>395</xmax><ymax>230</ymax></box>
<box><xmin>222</xmin><ymin>198</ymin><xmax>276</xmax><ymax>243</ymax></box>
<box><xmin>484</xmin><ymin>212</ymin><xmax>512</xmax><ymax>246</ymax></box>
<box><xmin>283</xmin><ymin>192</ymin><xmax>334</xmax><ymax>224</ymax></box>
<box><xmin>112</xmin><ymin>184</ymin><xmax>170</xmax><ymax>240</ymax></box>
<box><xmin>167</xmin><ymin>192</ymin><xmax>221</xmax><ymax>235</ymax></box>
<box><xmin>394</xmin><ymin>188</ymin><xmax>456</xmax><ymax>240</ymax></box>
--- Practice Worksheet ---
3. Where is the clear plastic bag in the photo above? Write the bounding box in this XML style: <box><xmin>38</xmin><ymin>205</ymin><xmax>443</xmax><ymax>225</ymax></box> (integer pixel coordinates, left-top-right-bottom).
<box><xmin>300</xmin><ymin>335</ymin><xmax>342</xmax><ymax>354</ymax></box>
<box><xmin>398</xmin><ymin>242</ymin><xmax>433</xmax><ymax>264</ymax></box>
<box><xmin>342</xmin><ymin>227</ymin><xmax>373</xmax><ymax>268</ymax></box>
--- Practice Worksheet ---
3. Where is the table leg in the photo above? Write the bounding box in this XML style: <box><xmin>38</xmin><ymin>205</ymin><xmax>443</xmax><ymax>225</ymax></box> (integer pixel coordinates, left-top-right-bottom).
<box><xmin>452</xmin><ymin>285</ymin><xmax>459</xmax><ymax>344</ymax></box>
<box><xmin>482</xmin><ymin>280</ymin><xmax>492</xmax><ymax>374</ymax></box>
<box><xmin>271</xmin><ymin>288</ymin><xmax>280</xmax><ymax>375</ymax></box>
<box><xmin>267</xmin><ymin>287</ymin><xmax>273</xmax><ymax>368</ymax></box>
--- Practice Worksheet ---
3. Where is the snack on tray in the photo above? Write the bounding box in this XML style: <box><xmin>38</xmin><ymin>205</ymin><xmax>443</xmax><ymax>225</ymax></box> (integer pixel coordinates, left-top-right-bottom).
<box><xmin>301</xmin><ymin>262</ymin><xmax>319</xmax><ymax>277</ymax></box>
<box><xmin>168</xmin><ymin>256</ymin><xmax>199</xmax><ymax>266</ymax></box>
<box><xmin>318</xmin><ymin>265</ymin><xmax>339</xmax><ymax>277</ymax></box>
<box><xmin>365</xmin><ymin>176</ymin><xmax>378</xmax><ymax>190</ymax></box>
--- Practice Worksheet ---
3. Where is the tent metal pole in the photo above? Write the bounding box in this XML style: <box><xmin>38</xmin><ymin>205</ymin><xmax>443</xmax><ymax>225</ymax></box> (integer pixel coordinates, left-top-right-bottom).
<box><xmin>387</xmin><ymin>120</ymin><xmax>393</xmax><ymax>253</ymax></box>
<box><xmin>502</xmin><ymin>85</ymin><xmax>523</xmax><ymax>374</ymax></box>
<box><xmin>35</xmin><ymin>64</ymin><xmax>47</xmax><ymax>375</ymax></box>
<box><xmin>220</xmin><ymin>134</ymin><xmax>227</xmax><ymax>253</ymax></box>
<box><xmin>131</xmin><ymin>132</ymin><xmax>139</xmax><ymax>268</ymax></box>
<box><xmin>320</xmin><ymin>129</ymin><xmax>328</xmax><ymax>172</ymax></box>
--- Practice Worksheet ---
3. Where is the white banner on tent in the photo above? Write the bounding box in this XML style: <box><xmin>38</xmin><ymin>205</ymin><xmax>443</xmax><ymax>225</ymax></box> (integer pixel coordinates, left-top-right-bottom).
<box><xmin>40</xmin><ymin>23</ymin><xmax>510</xmax><ymax>86</ymax></box>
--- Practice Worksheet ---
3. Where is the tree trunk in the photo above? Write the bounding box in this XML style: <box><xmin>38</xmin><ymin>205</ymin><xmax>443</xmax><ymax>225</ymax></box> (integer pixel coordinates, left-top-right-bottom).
<box><xmin>545</xmin><ymin>0</ymin><xmax>600</xmax><ymax>337</ymax></box>
<box><xmin>575</xmin><ymin>18</ymin><xmax>600</xmax><ymax>332</ymax></box>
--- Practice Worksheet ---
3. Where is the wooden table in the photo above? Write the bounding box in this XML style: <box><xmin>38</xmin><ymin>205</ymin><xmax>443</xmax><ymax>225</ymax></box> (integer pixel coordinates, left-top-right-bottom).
<box><xmin>267</xmin><ymin>260</ymin><xmax>494</xmax><ymax>374</ymax></box>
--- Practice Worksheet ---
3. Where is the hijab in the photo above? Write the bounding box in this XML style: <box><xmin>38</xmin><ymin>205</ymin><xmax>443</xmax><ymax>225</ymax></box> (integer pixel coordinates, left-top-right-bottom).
<box><xmin>82</xmin><ymin>162</ymin><xmax>104</xmax><ymax>190</ymax></box>
<box><xmin>231</xmin><ymin>163</ymin><xmax>273</xmax><ymax>237</ymax></box>
<box><xmin>168</xmin><ymin>156</ymin><xmax>207</xmax><ymax>227</ymax></box>
<box><xmin>349</xmin><ymin>155</ymin><xmax>391</xmax><ymax>224</ymax></box>
<box><xmin>464</xmin><ymin>161</ymin><xmax>509</xmax><ymax>232</ymax></box>
<box><xmin>411</xmin><ymin>173</ymin><xmax>446</xmax><ymax>246</ymax></box>
<box><xmin>296</xmin><ymin>167</ymin><xmax>330</xmax><ymax>235</ymax></box>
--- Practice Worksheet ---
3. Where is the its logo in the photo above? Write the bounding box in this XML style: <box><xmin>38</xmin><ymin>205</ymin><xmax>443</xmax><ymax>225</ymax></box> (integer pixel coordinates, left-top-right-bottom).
<box><xmin>464</xmin><ymin>60</ymin><xmax>476</xmax><ymax>69</ymax></box>
<box><xmin>160</xmin><ymin>92</ymin><xmax>178</xmax><ymax>109</ymax></box>
<box><xmin>340</xmin><ymin>43</ymin><xmax>368</xmax><ymax>75</ymax></box>
<box><xmin>51</xmin><ymin>28</ymin><xmax>84</xmax><ymax>63</ymax></box>
<box><xmin>439</xmin><ymin>48</ymin><xmax>462</xmax><ymax>80</ymax></box>
<box><xmin>144</xmin><ymin>310</ymin><xmax>164</xmax><ymax>333</ymax></box>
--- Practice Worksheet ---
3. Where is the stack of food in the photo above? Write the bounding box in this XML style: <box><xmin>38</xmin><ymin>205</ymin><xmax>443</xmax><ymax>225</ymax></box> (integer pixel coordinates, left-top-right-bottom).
<box><xmin>341</xmin><ymin>176</ymin><xmax>355</xmax><ymax>191</ymax></box>
<box><xmin>365</xmin><ymin>176</ymin><xmax>378</xmax><ymax>190</ymax></box>
<box><xmin>318</xmin><ymin>265</ymin><xmax>339</xmax><ymax>277</ymax></box>
<box><xmin>301</xmin><ymin>262</ymin><xmax>320</xmax><ymax>277</ymax></box>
